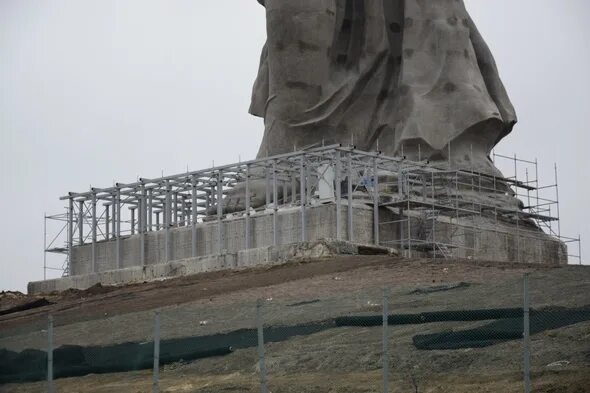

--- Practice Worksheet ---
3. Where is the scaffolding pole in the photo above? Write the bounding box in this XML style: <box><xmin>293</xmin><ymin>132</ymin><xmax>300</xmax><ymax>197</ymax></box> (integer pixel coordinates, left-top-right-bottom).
<box><xmin>347</xmin><ymin>152</ymin><xmax>353</xmax><ymax>242</ymax></box>
<box><xmin>115</xmin><ymin>187</ymin><xmax>121</xmax><ymax>268</ymax></box>
<box><xmin>335</xmin><ymin>151</ymin><xmax>342</xmax><ymax>240</ymax></box>
<box><xmin>91</xmin><ymin>192</ymin><xmax>97</xmax><ymax>273</ymax></box>
<box><xmin>245</xmin><ymin>165</ymin><xmax>251</xmax><ymax>249</ymax></box>
<box><xmin>373</xmin><ymin>156</ymin><xmax>379</xmax><ymax>246</ymax></box>
<box><xmin>67</xmin><ymin>199</ymin><xmax>74</xmax><ymax>271</ymax></box>
<box><xmin>191</xmin><ymin>177</ymin><xmax>198</xmax><ymax>257</ymax></box>
<box><xmin>165</xmin><ymin>182</ymin><xmax>171</xmax><ymax>262</ymax></box>
<box><xmin>140</xmin><ymin>184</ymin><xmax>146</xmax><ymax>266</ymax></box>
<box><xmin>272</xmin><ymin>161</ymin><xmax>278</xmax><ymax>247</ymax></box>
<box><xmin>300</xmin><ymin>157</ymin><xmax>307</xmax><ymax>242</ymax></box>
<box><xmin>217</xmin><ymin>170</ymin><xmax>224</xmax><ymax>254</ymax></box>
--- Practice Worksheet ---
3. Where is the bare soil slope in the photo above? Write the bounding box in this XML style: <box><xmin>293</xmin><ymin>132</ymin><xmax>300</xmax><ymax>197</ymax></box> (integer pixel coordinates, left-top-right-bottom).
<box><xmin>1</xmin><ymin>256</ymin><xmax>589</xmax><ymax>393</ymax></box>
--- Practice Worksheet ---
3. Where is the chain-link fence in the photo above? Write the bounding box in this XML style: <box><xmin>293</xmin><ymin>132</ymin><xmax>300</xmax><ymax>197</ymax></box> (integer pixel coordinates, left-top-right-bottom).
<box><xmin>1</xmin><ymin>271</ymin><xmax>589</xmax><ymax>393</ymax></box>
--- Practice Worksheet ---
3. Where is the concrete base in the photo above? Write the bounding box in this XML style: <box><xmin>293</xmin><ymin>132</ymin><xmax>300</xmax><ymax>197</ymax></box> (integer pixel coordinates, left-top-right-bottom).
<box><xmin>28</xmin><ymin>240</ymin><xmax>393</xmax><ymax>294</ymax></box>
<box><xmin>379</xmin><ymin>208</ymin><xmax>568</xmax><ymax>264</ymax></box>
<box><xmin>29</xmin><ymin>202</ymin><xmax>567</xmax><ymax>294</ymax></box>
<box><xmin>68</xmin><ymin>203</ymin><xmax>374</xmax><ymax>276</ymax></box>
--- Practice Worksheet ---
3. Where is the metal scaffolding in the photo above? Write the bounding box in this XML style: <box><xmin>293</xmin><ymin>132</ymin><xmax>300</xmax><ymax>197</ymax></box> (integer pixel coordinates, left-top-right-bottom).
<box><xmin>44</xmin><ymin>145</ymin><xmax>582</xmax><ymax>278</ymax></box>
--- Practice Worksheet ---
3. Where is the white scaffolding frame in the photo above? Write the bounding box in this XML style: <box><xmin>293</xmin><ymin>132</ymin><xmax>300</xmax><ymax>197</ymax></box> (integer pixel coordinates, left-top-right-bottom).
<box><xmin>44</xmin><ymin>145</ymin><xmax>582</xmax><ymax>278</ymax></box>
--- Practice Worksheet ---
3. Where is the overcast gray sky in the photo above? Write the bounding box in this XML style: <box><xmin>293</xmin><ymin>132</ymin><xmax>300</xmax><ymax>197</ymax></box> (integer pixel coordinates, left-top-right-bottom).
<box><xmin>1</xmin><ymin>1</ymin><xmax>588</xmax><ymax>292</ymax></box>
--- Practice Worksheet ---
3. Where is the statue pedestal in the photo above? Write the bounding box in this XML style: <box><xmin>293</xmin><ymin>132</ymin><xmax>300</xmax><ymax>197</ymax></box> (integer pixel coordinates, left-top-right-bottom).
<box><xmin>378</xmin><ymin>206</ymin><xmax>567</xmax><ymax>264</ymax></box>
<box><xmin>30</xmin><ymin>202</ymin><xmax>566</xmax><ymax>294</ymax></box>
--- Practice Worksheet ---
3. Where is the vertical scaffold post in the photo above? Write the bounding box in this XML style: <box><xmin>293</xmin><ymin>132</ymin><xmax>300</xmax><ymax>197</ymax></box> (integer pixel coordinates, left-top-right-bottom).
<box><xmin>347</xmin><ymin>152</ymin><xmax>354</xmax><ymax>242</ymax></box>
<box><xmin>91</xmin><ymin>191</ymin><xmax>97</xmax><ymax>273</ymax></box>
<box><xmin>431</xmin><ymin>171</ymin><xmax>436</xmax><ymax>258</ymax></box>
<box><xmin>534</xmin><ymin>158</ymin><xmax>540</xmax><ymax>215</ymax></box>
<box><xmin>382</xmin><ymin>288</ymin><xmax>389</xmax><ymax>393</ymax></box>
<box><xmin>137</xmin><ymin>194</ymin><xmax>147</xmax><ymax>234</ymax></box>
<box><xmin>306</xmin><ymin>161</ymin><xmax>312</xmax><ymax>204</ymax></box>
<box><xmin>272</xmin><ymin>161</ymin><xmax>278</xmax><ymax>247</ymax></box>
<box><xmin>454</xmin><ymin>172</ymin><xmax>460</xmax><ymax>258</ymax></box>
<box><xmin>245</xmin><ymin>165</ymin><xmax>251</xmax><ymax>249</ymax></box>
<box><xmin>138</xmin><ymin>194</ymin><xmax>142</xmax><ymax>235</ymax></box>
<box><xmin>67</xmin><ymin>197</ymin><xmax>74</xmax><ymax>271</ymax></box>
<box><xmin>282</xmin><ymin>180</ymin><xmax>288</xmax><ymax>205</ymax></box>
<box><xmin>148</xmin><ymin>189</ymin><xmax>153</xmax><ymax>232</ymax></box>
<box><xmin>47</xmin><ymin>315</ymin><xmax>54</xmax><ymax>393</ymax></box>
<box><xmin>152</xmin><ymin>311</ymin><xmax>160</xmax><ymax>393</ymax></box>
<box><xmin>206</xmin><ymin>185</ymin><xmax>212</xmax><ymax>213</ymax></box>
<box><xmin>579</xmin><ymin>235</ymin><xmax>582</xmax><ymax>265</ymax></box>
<box><xmin>40</xmin><ymin>218</ymin><xmax>47</xmax><ymax>277</ymax></box>
<box><xmin>78</xmin><ymin>200</ymin><xmax>84</xmax><ymax>245</ymax></box>
<box><xmin>492</xmin><ymin>171</ymin><xmax>499</xmax><ymax>260</ymax></box>
<box><xmin>165</xmin><ymin>182</ymin><xmax>172</xmax><ymax>263</ymax></box>
<box><xmin>335</xmin><ymin>151</ymin><xmax>342</xmax><ymax>240</ymax></box>
<box><xmin>407</xmin><ymin>194</ymin><xmax>411</xmax><ymax>258</ymax></box>
<box><xmin>111</xmin><ymin>198</ymin><xmax>116</xmax><ymax>240</ymax></box>
<box><xmin>265</xmin><ymin>164</ymin><xmax>271</xmax><ymax>207</ymax></box>
<box><xmin>173</xmin><ymin>192</ymin><xmax>178</xmax><ymax>227</ymax></box>
<box><xmin>523</xmin><ymin>274</ymin><xmax>531</xmax><ymax>393</ymax></box>
<box><xmin>191</xmin><ymin>177</ymin><xmax>198</xmax><ymax>258</ymax></box>
<box><xmin>525</xmin><ymin>169</ymin><xmax>531</xmax><ymax>211</ymax></box>
<box><xmin>116</xmin><ymin>188</ymin><xmax>121</xmax><ymax>268</ymax></box>
<box><xmin>179</xmin><ymin>197</ymin><xmax>186</xmax><ymax>227</ymax></box>
<box><xmin>398</xmin><ymin>168</ymin><xmax>404</xmax><ymax>252</ymax></box>
<box><xmin>256</xmin><ymin>299</ymin><xmax>269</xmax><ymax>393</ymax></box>
<box><xmin>44</xmin><ymin>213</ymin><xmax>47</xmax><ymax>280</ymax></box>
<box><xmin>105</xmin><ymin>203</ymin><xmax>110</xmax><ymax>240</ymax></box>
<box><xmin>130</xmin><ymin>206</ymin><xmax>136</xmax><ymax>236</ymax></box>
<box><xmin>291</xmin><ymin>169</ymin><xmax>297</xmax><ymax>204</ymax></box>
<box><xmin>554</xmin><ymin>163</ymin><xmax>561</xmax><ymax>238</ymax></box>
<box><xmin>140</xmin><ymin>184</ymin><xmax>147</xmax><ymax>266</ymax></box>
<box><xmin>185</xmin><ymin>196</ymin><xmax>191</xmax><ymax>225</ymax></box>
<box><xmin>373</xmin><ymin>156</ymin><xmax>380</xmax><ymax>246</ymax></box>
<box><xmin>514</xmin><ymin>154</ymin><xmax>520</xmax><ymax>262</ymax></box>
<box><xmin>300</xmin><ymin>156</ymin><xmax>307</xmax><ymax>242</ymax></box>
<box><xmin>217</xmin><ymin>170</ymin><xmax>224</xmax><ymax>254</ymax></box>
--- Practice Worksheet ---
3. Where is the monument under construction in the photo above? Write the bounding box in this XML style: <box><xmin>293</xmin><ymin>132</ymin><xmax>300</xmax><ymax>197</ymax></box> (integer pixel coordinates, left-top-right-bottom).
<box><xmin>32</xmin><ymin>145</ymin><xmax>579</xmax><ymax>293</ymax></box>
<box><xmin>31</xmin><ymin>0</ymin><xmax>583</xmax><ymax>293</ymax></box>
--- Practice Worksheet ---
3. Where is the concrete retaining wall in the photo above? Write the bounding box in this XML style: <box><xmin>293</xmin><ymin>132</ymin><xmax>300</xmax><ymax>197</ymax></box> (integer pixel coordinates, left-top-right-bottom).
<box><xmin>28</xmin><ymin>202</ymin><xmax>567</xmax><ymax>294</ymax></box>
<box><xmin>70</xmin><ymin>203</ymin><xmax>374</xmax><ymax>276</ymax></box>
<box><xmin>379</xmin><ymin>208</ymin><xmax>567</xmax><ymax>264</ymax></box>
<box><xmin>28</xmin><ymin>239</ymin><xmax>386</xmax><ymax>294</ymax></box>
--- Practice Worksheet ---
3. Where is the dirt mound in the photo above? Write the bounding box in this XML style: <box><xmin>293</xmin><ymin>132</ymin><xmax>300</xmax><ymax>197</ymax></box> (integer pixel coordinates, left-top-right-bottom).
<box><xmin>0</xmin><ymin>292</ymin><xmax>54</xmax><ymax>317</ymax></box>
<box><xmin>0</xmin><ymin>291</ymin><xmax>27</xmax><ymax>306</ymax></box>
<box><xmin>54</xmin><ymin>283</ymin><xmax>117</xmax><ymax>300</ymax></box>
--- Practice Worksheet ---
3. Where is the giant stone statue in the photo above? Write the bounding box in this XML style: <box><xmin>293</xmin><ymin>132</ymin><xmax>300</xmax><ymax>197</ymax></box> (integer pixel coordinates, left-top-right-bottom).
<box><xmin>251</xmin><ymin>0</ymin><xmax>516</xmax><ymax>176</ymax></box>
<box><xmin>220</xmin><ymin>0</ymin><xmax>518</xmax><ymax>213</ymax></box>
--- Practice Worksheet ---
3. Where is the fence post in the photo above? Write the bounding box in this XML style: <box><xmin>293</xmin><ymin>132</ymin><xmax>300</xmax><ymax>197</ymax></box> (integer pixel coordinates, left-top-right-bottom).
<box><xmin>47</xmin><ymin>315</ymin><xmax>53</xmax><ymax>393</ymax></box>
<box><xmin>256</xmin><ymin>299</ymin><xmax>268</xmax><ymax>393</ymax></box>
<box><xmin>523</xmin><ymin>274</ymin><xmax>531</xmax><ymax>393</ymax></box>
<box><xmin>382</xmin><ymin>288</ymin><xmax>389</xmax><ymax>393</ymax></box>
<box><xmin>153</xmin><ymin>311</ymin><xmax>160</xmax><ymax>393</ymax></box>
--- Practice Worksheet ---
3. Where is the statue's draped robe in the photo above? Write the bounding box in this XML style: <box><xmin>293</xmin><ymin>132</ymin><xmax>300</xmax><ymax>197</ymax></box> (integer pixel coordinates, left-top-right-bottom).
<box><xmin>250</xmin><ymin>0</ymin><xmax>516</xmax><ymax>173</ymax></box>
